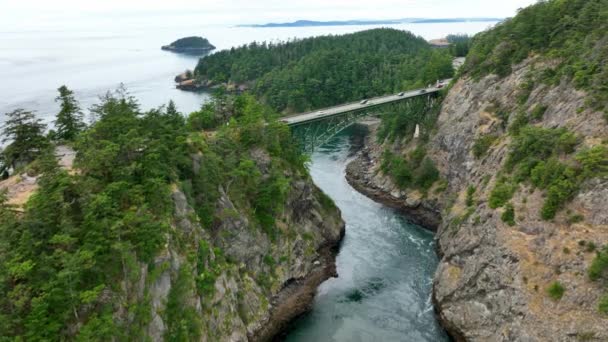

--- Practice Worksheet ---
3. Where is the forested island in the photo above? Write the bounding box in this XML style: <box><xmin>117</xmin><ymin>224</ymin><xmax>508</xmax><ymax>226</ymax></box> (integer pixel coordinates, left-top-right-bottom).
<box><xmin>181</xmin><ymin>28</ymin><xmax>454</xmax><ymax>113</ymax></box>
<box><xmin>161</xmin><ymin>36</ymin><xmax>216</xmax><ymax>53</ymax></box>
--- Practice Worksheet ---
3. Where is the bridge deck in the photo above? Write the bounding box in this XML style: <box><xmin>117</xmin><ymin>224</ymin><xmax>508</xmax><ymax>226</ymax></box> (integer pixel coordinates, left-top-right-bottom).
<box><xmin>281</xmin><ymin>84</ymin><xmax>447</xmax><ymax>126</ymax></box>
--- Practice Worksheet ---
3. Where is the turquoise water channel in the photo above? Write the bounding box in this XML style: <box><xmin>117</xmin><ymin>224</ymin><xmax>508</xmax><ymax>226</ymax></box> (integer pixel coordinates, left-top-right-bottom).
<box><xmin>284</xmin><ymin>127</ymin><xmax>448</xmax><ymax>341</ymax></box>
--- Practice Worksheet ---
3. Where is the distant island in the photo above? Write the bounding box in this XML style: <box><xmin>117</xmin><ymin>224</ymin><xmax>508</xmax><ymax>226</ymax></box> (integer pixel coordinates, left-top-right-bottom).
<box><xmin>241</xmin><ymin>18</ymin><xmax>502</xmax><ymax>28</ymax></box>
<box><xmin>161</xmin><ymin>36</ymin><xmax>216</xmax><ymax>54</ymax></box>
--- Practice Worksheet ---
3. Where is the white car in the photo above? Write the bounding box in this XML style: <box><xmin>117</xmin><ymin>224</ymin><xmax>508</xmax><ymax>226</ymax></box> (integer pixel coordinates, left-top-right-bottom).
<box><xmin>360</xmin><ymin>99</ymin><xmax>369</xmax><ymax>105</ymax></box>
<box><xmin>398</xmin><ymin>92</ymin><xmax>405</xmax><ymax>96</ymax></box>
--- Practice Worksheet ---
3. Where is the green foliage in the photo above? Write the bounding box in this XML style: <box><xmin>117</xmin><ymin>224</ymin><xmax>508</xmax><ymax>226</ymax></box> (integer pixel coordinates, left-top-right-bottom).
<box><xmin>1</xmin><ymin>109</ymin><xmax>49</xmax><ymax>169</ymax></box>
<box><xmin>506</xmin><ymin>126</ymin><xmax>578</xmax><ymax>172</ymax></box>
<box><xmin>463</xmin><ymin>0</ymin><xmax>608</xmax><ymax>112</ymax></box>
<box><xmin>599</xmin><ymin>294</ymin><xmax>608</xmax><ymax>315</ymax></box>
<box><xmin>381</xmin><ymin>150</ymin><xmax>412</xmax><ymax>189</ymax></box>
<box><xmin>377</xmin><ymin>96</ymin><xmax>443</xmax><ymax>142</ymax></box>
<box><xmin>541</xmin><ymin>172</ymin><xmax>579</xmax><ymax>220</ymax></box>
<box><xmin>589</xmin><ymin>247</ymin><xmax>608</xmax><ymax>281</ymax></box>
<box><xmin>188</xmin><ymin>102</ymin><xmax>220</xmax><ymax>130</ymax></box>
<box><xmin>447</xmin><ymin>34</ymin><xmax>473</xmax><ymax>57</ymax></box>
<box><xmin>195</xmin><ymin>28</ymin><xmax>453</xmax><ymax>113</ymax></box>
<box><xmin>497</xmin><ymin>125</ymin><xmax>588</xmax><ymax>219</ymax></box>
<box><xmin>415</xmin><ymin>157</ymin><xmax>440</xmax><ymax>190</ymax></box>
<box><xmin>465</xmin><ymin>186</ymin><xmax>476</xmax><ymax>207</ymax></box>
<box><xmin>508</xmin><ymin>111</ymin><xmax>529</xmax><ymax>136</ymax></box>
<box><xmin>489</xmin><ymin>178</ymin><xmax>518</xmax><ymax>209</ymax></box>
<box><xmin>547</xmin><ymin>281</ymin><xmax>565</xmax><ymax>300</ymax></box>
<box><xmin>0</xmin><ymin>89</ymin><xmax>312</xmax><ymax>339</ymax></box>
<box><xmin>53</xmin><ymin>85</ymin><xmax>85</xmax><ymax>142</ymax></box>
<box><xmin>164</xmin><ymin>265</ymin><xmax>202</xmax><ymax>341</ymax></box>
<box><xmin>472</xmin><ymin>134</ymin><xmax>499</xmax><ymax>159</ymax></box>
<box><xmin>575</xmin><ymin>145</ymin><xmax>608</xmax><ymax>179</ymax></box>
<box><xmin>381</xmin><ymin>149</ymin><xmax>440</xmax><ymax>191</ymax></box>
<box><xmin>501</xmin><ymin>203</ymin><xmax>516</xmax><ymax>226</ymax></box>
<box><xmin>530</xmin><ymin>104</ymin><xmax>548</xmax><ymax>121</ymax></box>
<box><xmin>567</xmin><ymin>214</ymin><xmax>584</xmax><ymax>225</ymax></box>
<box><xmin>169</xmin><ymin>36</ymin><xmax>214</xmax><ymax>49</ymax></box>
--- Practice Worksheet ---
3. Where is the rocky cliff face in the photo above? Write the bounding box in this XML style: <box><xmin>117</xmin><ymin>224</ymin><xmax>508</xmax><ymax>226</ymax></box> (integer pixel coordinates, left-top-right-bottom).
<box><xmin>347</xmin><ymin>58</ymin><xmax>608</xmax><ymax>341</ymax></box>
<box><xmin>124</xmin><ymin>149</ymin><xmax>344</xmax><ymax>341</ymax></box>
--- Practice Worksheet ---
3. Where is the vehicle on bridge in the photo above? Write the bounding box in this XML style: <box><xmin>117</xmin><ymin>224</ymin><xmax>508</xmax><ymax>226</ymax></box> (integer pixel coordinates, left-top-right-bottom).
<box><xmin>360</xmin><ymin>99</ymin><xmax>368</xmax><ymax>105</ymax></box>
<box><xmin>398</xmin><ymin>92</ymin><xmax>405</xmax><ymax>96</ymax></box>
<box><xmin>419</xmin><ymin>89</ymin><xmax>426</xmax><ymax>94</ymax></box>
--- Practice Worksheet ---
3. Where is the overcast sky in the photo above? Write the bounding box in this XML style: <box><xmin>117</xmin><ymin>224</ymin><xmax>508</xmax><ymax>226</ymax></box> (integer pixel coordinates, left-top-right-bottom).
<box><xmin>1</xmin><ymin>0</ymin><xmax>538</xmax><ymax>28</ymax></box>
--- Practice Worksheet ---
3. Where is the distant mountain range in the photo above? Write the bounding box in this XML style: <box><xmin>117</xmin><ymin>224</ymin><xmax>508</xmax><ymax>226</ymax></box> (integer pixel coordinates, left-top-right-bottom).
<box><xmin>241</xmin><ymin>18</ymin><xmax>503</xmax><ymax>28</ymax></box>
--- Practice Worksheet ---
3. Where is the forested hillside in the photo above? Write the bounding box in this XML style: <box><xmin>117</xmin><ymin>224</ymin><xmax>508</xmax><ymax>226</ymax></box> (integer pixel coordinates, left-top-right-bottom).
<box><xmin>463</xmin><ymin>0</ymin><xmax>608</xmax><ymax>114</ymax></box>
<box><xmin>0</xmin><ymin>88</ymin><xmax>344</xmax><ymax>340</ymax></box>
<box><xmin>194</xmin><ymin>28</ymin><xmax>454</xmax><ymax>113</ymax></box>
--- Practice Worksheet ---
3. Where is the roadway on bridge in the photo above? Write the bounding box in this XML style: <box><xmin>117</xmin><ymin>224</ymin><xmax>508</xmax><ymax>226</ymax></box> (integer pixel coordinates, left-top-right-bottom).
<box><xmin>281</xmin><ymin>82</ymin><xmax>449</xmax><ymax>126</ymax></box>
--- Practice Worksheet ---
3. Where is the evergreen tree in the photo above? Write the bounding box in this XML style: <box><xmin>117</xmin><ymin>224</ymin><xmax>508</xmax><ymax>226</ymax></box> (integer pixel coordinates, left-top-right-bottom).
<box><xmin>54</xmin><ymin>85</ymin><xmax>85</xmax><ymax>141</ymax></box>
<box><xmin>1</xmin><ymin>109</ymin><xmax>48</xmax><ymax>169</ymax></box>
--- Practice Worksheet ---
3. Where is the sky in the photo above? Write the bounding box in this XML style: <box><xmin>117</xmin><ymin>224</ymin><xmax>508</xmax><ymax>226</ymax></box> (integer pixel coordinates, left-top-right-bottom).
<box><xmin>1</xmin><ymin>0</ymin><xmax>538</xmax><ymax>28</ymax></box>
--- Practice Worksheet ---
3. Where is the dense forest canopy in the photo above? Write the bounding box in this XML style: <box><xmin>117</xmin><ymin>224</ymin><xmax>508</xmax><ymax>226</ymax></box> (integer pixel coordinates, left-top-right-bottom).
<box><xmin>194</xmin><ymin>28</ymin><xmax>454</xmax><ymax>113</ymax></box>
<box><xmin>463</xmin><ymin>0</ymin><xmax>608</xmax><ymax>113</ymax></box>
<box><xmin>0</xmin><ymin>87</ymin><xmax>306</xmax><ymax>340</ymax></box>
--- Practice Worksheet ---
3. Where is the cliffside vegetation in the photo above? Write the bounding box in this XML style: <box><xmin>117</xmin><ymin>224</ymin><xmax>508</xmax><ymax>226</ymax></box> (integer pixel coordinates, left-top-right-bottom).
<box><xmin>194</xmin><ymin>28</ymin><xmax>453</xmax><ymax>113</ymax></box>
<box><xmin>0</xmin><ymin>86</ymin><xmax>313</xmax><ymax>339</ymax></box>
<box><xmin>456</xmin><ymin>0</ymin><xmax>608</xmax><ymax>317</ymax></box>
<box><xmin>464</xmin><ymin>0</ymin><xmax>608</xmax><ymax>115</ymax></box>
<box><xmin>376</xmin><ymin>96</ymin><xmax>444</xmax><ymax>193</ymax></box>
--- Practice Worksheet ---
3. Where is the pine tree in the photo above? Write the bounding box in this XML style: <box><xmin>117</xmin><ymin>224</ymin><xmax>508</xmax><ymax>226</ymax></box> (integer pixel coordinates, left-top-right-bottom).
<box><xmin>1</xmin><ymin>109</ymin><xmax>48</xmax><ymax>169</ymax></box>
<box><xmin>54</xmin><ymin>85</ymin><xmax>85</xmax><ymax>141</ymax></box>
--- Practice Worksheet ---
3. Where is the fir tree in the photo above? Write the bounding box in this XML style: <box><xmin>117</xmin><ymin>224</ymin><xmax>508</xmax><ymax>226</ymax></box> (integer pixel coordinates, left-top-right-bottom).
<box><xmin>54</xmin><ymin>85</ymin><xmax>85</xmax><ymax>141</ymax></box>
<box><xmin>1</xmin><ymin>109</ymin><xmax>48</xmax><ymax>169</ymax></box>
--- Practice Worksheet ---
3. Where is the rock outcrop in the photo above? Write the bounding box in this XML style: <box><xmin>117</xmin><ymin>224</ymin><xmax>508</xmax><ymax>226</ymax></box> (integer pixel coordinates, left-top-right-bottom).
<box><xmin>135</xmin><ymin>150</ymin><xmax>345</xmax><ymax>341</ymax></box>
<box><xmin>346</xmin><ymin>58</ymin><xmax>608</xmax><ymax>341</ymax></box>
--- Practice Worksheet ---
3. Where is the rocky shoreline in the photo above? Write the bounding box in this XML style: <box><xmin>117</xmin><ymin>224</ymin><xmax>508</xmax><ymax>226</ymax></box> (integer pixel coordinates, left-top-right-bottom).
<box><xmin>344</xmin><ymin>122</ymin><xmax>442</xmax><ymax>231</ymax></box>
<box><xmin>259</xmin><ymin>231</ymin><xmax>344</xmax><ymax>342</ymax></box>
<box><xmin>173</xmin><ymin>71</ymin><xmax>250</xmax><ymax>93</ymax></box>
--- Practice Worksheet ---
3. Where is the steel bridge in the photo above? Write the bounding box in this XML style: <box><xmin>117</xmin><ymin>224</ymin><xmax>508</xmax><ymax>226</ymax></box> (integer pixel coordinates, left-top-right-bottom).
<box><xmin>281</xmin><ymin>83</ymin><xmax>446</xmax><ymax>152</ymax></box>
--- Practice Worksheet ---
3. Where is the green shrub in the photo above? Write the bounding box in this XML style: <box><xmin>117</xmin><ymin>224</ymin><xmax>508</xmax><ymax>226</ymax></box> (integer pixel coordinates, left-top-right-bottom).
<box><xmin>588</xmin><ymin>247</ymin><xmax>608</xmax><ymax>281</ymax></box>
<box><xmin>382</xmin><ymin>150</ymin><xmax>439</xmax><ymax>191</ymax></box>
<box><xmin>435</xmin><ymin>179</ymin><xmax>448</xmax><ymax>194</ymax></box>
<box><xmin>392</xmin><ymin>158</ymin><xmax>414</xmax><ymax>188</ymax></box>
<box><xmin>414</xmin><ymin>157</ymin><xmax>440</xmax><ymax>190</ymax></box>
<box><xmin>575</xmin><ymin>145</ymin><xmax>608</xmax><ymax>179</ymax></box>
<box><xmin>517</xmin><ymin>80</ymin><xmax>534</xmax><ymax>105</ymax></box>
<box><xmin>466</xmin><ymin>186</ymin><xmax>476</xmax><ymax>207</ymax></box>
<box><xmin>501</xmin><ymin>203</ymin><xmax>516</xmax><ymax>226</ymax></box>
<box><xmin>530</xmin><ymin>158</ymin><xmax>567</xmax><ymax>189</ymax></box>
<box><xmin>506</xmin><ymin>126</ymin><xmax>578</xmax><ymax>172</ymax></box>
<box><xmin>567</xmin><ymin>214</ymin><xmax>584</xmax><ymax>225</ymax></box>
<box><xmin>489</xmin><ymin>178</ymin><xmax>518</xmax><ymax>209</ymax></box>
<box><xmin>472</xmin><ymin>134</ymin><xmax>499</xmax><ymax>158</ymax></box>
<box><xmin>531</xmin><ymin>105</ymin><xmax>548</xmax><ymax>120</ymax></box>
<box><xmin>508</xmin><ymin>111</ymin><xmax>529</xmax><ymax>135</ymax></box>
<box><xmin>599</xmin><ymin>294</ymin><xmax>608</xmax><ymax>315</ymax></box>
<box><xmin>541</xmin><ymin>172</ymin><xmax>579</xmax><ymax>220</ymax></box>
<box><xmin>547</xmin><ymin>281</ymin><xmax>565</xmax><ymax>300</ymax></box>
<box><xmin>410</xmin><ymin>146</ymin><xmax>427</xmax><ymax>165</ymax></box>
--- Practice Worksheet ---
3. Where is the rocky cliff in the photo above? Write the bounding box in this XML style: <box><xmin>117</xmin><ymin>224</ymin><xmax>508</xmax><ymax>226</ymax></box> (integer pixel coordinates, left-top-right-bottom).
<box><xmin>346</xmin><ymin>57</ymin><xmax>608</xmax><ymax>341</ymax></box>
<box><xmin>137</xmin><ymin>148</ymin><xmax>344</xmax><ymax>341</ymax></box>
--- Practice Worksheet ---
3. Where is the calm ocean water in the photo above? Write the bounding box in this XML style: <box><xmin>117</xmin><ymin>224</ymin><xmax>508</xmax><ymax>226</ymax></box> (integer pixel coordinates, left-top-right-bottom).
<box><xmin>0</xmin><ymin>17</ymin><xmax>496</xmax><ymax>127</ymax></box>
